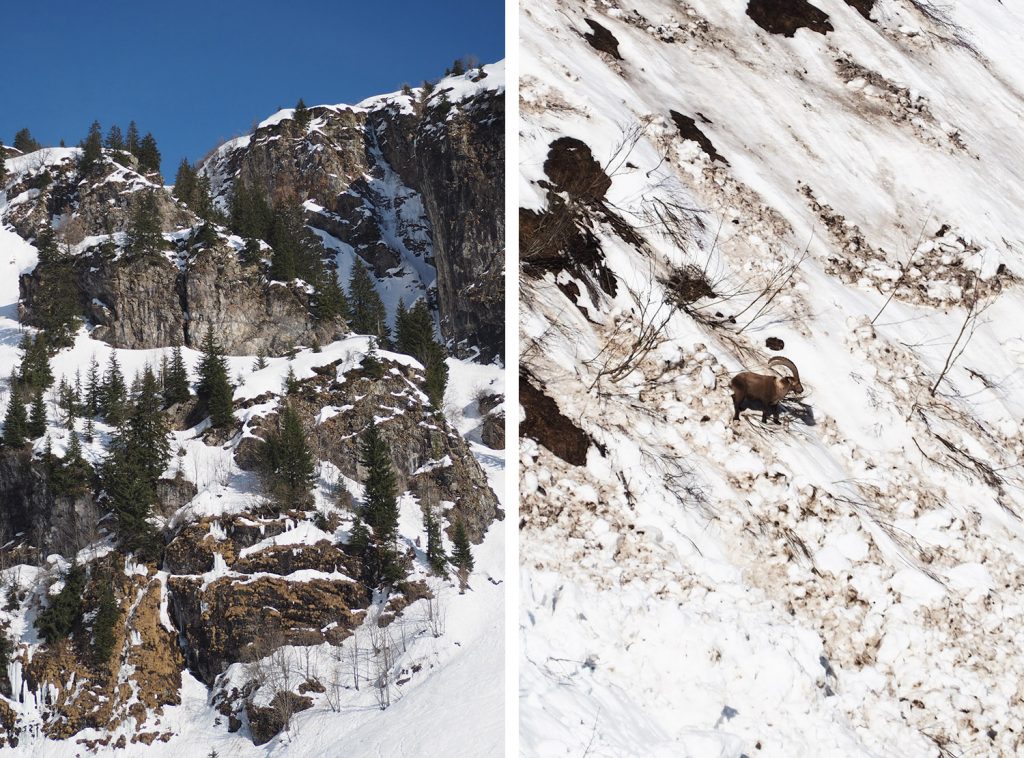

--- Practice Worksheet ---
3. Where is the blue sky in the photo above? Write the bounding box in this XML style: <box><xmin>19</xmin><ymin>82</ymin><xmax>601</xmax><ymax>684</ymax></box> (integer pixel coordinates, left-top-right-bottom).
<box><xmin>0</xmin><ymin>0</ymin><xmax>504</xmax><ymax>176</ymax></box>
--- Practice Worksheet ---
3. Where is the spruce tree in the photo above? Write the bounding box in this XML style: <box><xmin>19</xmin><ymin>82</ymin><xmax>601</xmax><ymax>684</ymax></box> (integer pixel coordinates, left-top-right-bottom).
<box><xmin>450</xmin><ymin>519</ymin><xmax>474</xmax><ymax>591</ymax></box>
<box><xmin>19</xmin><ymin>333</ymin><xmax>54</xmax><ymax>392</ymax></box>
<box><xmin>105</xmin><ymin>125</ymin><xmax>125</xmax><ymax>152</ymax></box>
<box><xmin>13</xmin><ymin>128</ymin><xmax>40</xmax><ymax>153</ymax></box>
<box><xmin>2</xmin><ymin>386</ymin><xmax>28</xmax><ymax>448</ymax></box>
<box><xmin>84</xmin><ymin>356</ymin><xmax>101</xmax><ymax>417</ymax></box>
<box><xmin>0</xmin><ymin>141</ymin><xmax>6</xmax><ymax>186</ymax></box>
<box><xmin>92</xmin><ymin>583</ymin><xmax>118</xmax><ymax>664</ymax></box>
<box><xmin>315</xmin><ymin>268</ymin><xmax>349</xmax><ymax>322</ymax></box>
<box><xmin>424</xmin><ymin>505</ymin><xmax>447</xmax><ymax>578</ymax></box>
<box><xmin>261</xmin><ymin>403</ymin><xmax>316</xmax><ymax>508</ymax></box>
<box><xmin>229</xmin><ymin>182</ymin><xmax>273</xmax><ymax>241</ymax></box>
<box><xmin>164</xmin><ymin>346</ymin><xmax>190</xmax><ymax>406</ymax></box>
<box><xmin>100</xmin><ymin>352</ymin><xmax>128</xmax><ymax>424</ymax></box>
<box><xmin>103</xmin><ymin>368</ymin><xmax>168</xmax><ymax>559</ymax></box>
<box><xmin>27</xmin><ymin>389</ymin><xmax>47</xmax><ymax>439</ymax></box>
<box><xmin>348</xmin><ymin>259</ymin><xmax>389</xmax><ymax>341</ymax></box>
<box><xmin>137</xmin><ymin>132</ymin><xmax>161</xmax><ymax>174</ymax></box>
<box><xmin>35</xmin><ymin>223</ymin><xmax>59</xmax><ymax>265</ymax></box>
<box><xmin>284</xmin><ymin>364</ymin><xmax>299</xmax><ymax>395</ymax></box>
<box><xmin>192</xmin><ymin>172</ymin><xmax>216</xmax><ymax>221</ymax></box>
<box><xmin>126</xmin><ymin>190</ymin><xmax>164</xmax><ymax>256</ymax></box>
<box><xmin>293</xmin><ymin>98</ymin><xmax>312</xmax><ymax>131</ymax></box>
<box><xmin>173</xmin><ymin>159</ymin><xmax>196</xmax><ymax>203</ymax></box>
<box><xmin>358</xmin><ymin>421</ymin><xmax>403</xmax><ymax>587</ymax></box>
<box><xmin>35</xmin><ymin>562</ymin><xmax>85</xmax><ymax>643</ymax></box>
<box><xmin>252</xmin><ymin>349</ymin><xmax>268</xmax><ymax>371</ymax></box>
<box><xmin>125</xmin><ymin>121</ymin><xmax>140</xmax><ymax>156</ymax></box>
<box><xmin>240</xmin><ymin>237</ymin><xmax>262</xmax><ymax>267</ymax></box>
<box><xmin>395</xmin><ymin>300</ymin><xmax>447</xmax><ymax>408</ymax></box>
<box><xmin>57</xmin><ymin>430</ymin><xmax>92</xmax><ymax>498</ymax></box>
<box><xmin>196</xmin><ymin>325</ymin><xmax>233</xmax><ymax>428</ymax></box>
<box><xmin>80</xmin><ymin>120</ymin><xmax>103</xmax><ymax>174</ymax></box>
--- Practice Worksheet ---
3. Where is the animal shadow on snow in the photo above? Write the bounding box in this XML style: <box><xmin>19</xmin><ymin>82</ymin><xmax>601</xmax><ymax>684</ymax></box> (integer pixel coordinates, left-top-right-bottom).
<box><xmin>740</xmin><ymin>398</ymin><xmax>816</xmax><ymax>427</ymax></box>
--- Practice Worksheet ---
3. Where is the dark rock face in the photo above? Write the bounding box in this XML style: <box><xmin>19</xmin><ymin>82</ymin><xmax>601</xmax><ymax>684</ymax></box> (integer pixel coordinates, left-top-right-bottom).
<box><xmin>246</xmin><ymin>692</ymin><xmax>313</xmax><ymax>746</ymax></box>
<box><xmin>184</xmin><ymin>244</ymin><xmax>346</xmax><ymax>354</ymax></box>
<box><xmin>204</xmin><ymin>70</ymin><xmax>505</xmax><ymax>361</ymax></box>
<box><xmin>370</xmin><ymin>81</ymin><xmax>505</xmax><ymax>361</ymax></box>
<box><xmin>746</xmin><ymin>0</ymin><xmax>834</xmax><ymax>37</ymax></box>
<box><xmin>0</xmin><ymin>450</ymin><xmax>53</xmax><ymax>544</ymax></box>
<box><xmin>670</xmin><ymin>111</ymin><xmax>729</xmax><ymax>165</ymax></box>
<box><xmin>19</xmin><ymin>241</ymin><xmax>347</xmax><ymax>355</ymax></box>
<box><xmin>520</xmin><ymin>373</ymin><xmax>593</xmax><ymax>467</ymax></box>
<box><xmin>169</xmin><ymin>573</ymin><xmax>367</xmax><ymax>683</ymax></box>
<box><xmin>583</xmin><ymin>19</ymin><xmax>622</xmax><ymax>59</ymax></box>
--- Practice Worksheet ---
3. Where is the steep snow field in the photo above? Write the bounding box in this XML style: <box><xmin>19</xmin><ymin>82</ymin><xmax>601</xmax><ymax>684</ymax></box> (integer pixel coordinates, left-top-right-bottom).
<box><xmin>1</xmin><ymin>156</ymin><xmax>504</xmax><ymax>754</ymax></box>
<box><xmin>520</xmin><ymin>1</ymin><xmax>1024</xmax><ymax>756</ymax></box>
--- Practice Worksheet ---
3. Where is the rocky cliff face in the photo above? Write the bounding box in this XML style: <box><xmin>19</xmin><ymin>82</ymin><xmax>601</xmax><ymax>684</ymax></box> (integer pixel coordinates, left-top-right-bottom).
<box><xmin>202</xmin><ymin>62</ymin><xmax>505</xmax><ymax>360</ymax></box>
<box><xmin>11</xmin><ymin>150</ymin><xmax>345</xmax><ymax>355</ymax></box>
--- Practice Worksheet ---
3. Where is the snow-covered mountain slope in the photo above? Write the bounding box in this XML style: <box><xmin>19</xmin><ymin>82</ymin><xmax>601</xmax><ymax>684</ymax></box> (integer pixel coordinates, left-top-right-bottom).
<box><xmin>0</xmin><ymin>68</ymin><xmax>504</xmax><ymax>752</ymax></box>
<box><xmin>520</xmin><ymin>2</ymin><xmax>1024</xmax><ymax>756</ymax></box>
<box><xmin>202</xmin><ymin>62</ymin><xmax>506</xmax><ymax>361</ymax></box>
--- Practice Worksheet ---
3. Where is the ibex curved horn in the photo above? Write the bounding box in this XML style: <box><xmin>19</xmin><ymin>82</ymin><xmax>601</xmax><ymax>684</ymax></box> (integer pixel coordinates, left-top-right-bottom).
<box><xmin>768</xmin><ymin>356</ymin><xmax>800</xmax><ymax>383</ymax></box>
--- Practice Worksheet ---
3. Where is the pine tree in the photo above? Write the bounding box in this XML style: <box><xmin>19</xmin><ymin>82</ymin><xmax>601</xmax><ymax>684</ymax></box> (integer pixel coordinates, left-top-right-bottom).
<box><xmin>126</xmin><ymin>189</ymin><xmax>164</xmax><ymax>256</ymax></box>
<box><xmin>84</xmin><ymin>356</ymin><xmax>101</xmax><ymax>417</ymax></box>
<box><xmin>293</xmin><ymin>98</ymin><xmax>312</xmax><ymax>131</ymax></box>
<box><xmin>32</xmin><ymin>232</ymin><xmax>80</xmax><ymax>347</ymax></box>
<box><xmin>314</xmin><ymin>268</ymin><xmax>349</xmax><ymax>322</ymax></box>
<box><xmin>103</xmin><ymin>368</ymin><xmax>168</xmax><ymax>559</ymax></box>
<box><xmin>261</xmin><ymin>403</ymin><xmax>316</xmax><ymax>508</ymax></box>
<box><xmin>252</xmin><ymin>348</ymin><xmax>268</xmax><ymax>371</ymax></box>
<box><xmin>358</xmin><ymin>421</ymin><xmax>403</xmax><ymax>587</ymax></box>
<box><xmin>284</xmin><ymin>364</ymin><xmax>299</xmax><ymax>395</ymax></box>
<box><xmin>196</xmin><ymin>325</ymin><xmax>233</xmax><ymax>428</ymax></box>
<box><xmin>241</xmin><ymin>237</ymin><xmax>262</xmax><ymax>266</ymax></box>
<box><xmin>35</xmin><ymin>562</ymin><xmax>85</xmax><ymax>643</ymax></box>
<box><xmin>137</xmin><ymin>132</ymin><xmax>161</xmax><ymax>174</ymax></box>
<box><xmin>229</xmin><ymin>182</ymin><xmax>272</xmax><ymax>241</ymax></box>
<box><xmin>35</xmin><ymin>223</ymin><xmax>59</xmax><ymax>265</ymax></box>
<box><xmin>92</xmin><ymin>583</ymin><xmax>118</xmax><ymax>664</ymax></box>
<box><xmin>173</xmin><ymin>159</ymin><xmax>196</xmax><ymax>203</ymax></box>
<box><xmin>348</xmin><ymin>260</ymin><xmax>389</xmax><ymax>341</ymax></box>
<box><xmin>27</xmin><ymin>389</ymin><xmax>47</xmax><ymax>439</ymax></box>
<box><xmin>13</xmin><ymin>128</ymin><xmax>41</xmax><ymax>153</ymax></box>
<box><xmin>2</xmin><ymin>385</ymin><xmax>28</xmax><ymax>448</ymax></box>
<box><xmin>80</xmin><ymin>120</ymin><xmax>103</xmax><ymax>174</ymax></box>
<box><xmin>100</xmin><ymin>352</ymin><xmax>128</xmax><ymax>424</ymax></box>
<box><xmin>19</xmin><ymin>333</ymin><xmax>54</xmax><ymax>392</ymax></box>
<box><xmin>164</xmin><ymin>346</ymin><xmax>190</xmax><ymax>406</ymax></box>
<box><xmin>0</xmin><ymin>141</ymin><xmax>6</xmax><ymax>186</ymax></box>
<box><xmin>450</xmin><ymin>519</ymin><xmax>474</xmax><ymax>591</ymax></box>
<box><xmin>57</xmin><ymin>430</ymin><xmax>92</xmax><ymax>498</ymax></box>
<box><xmin>192</xmin><ymin>172</ymin><xmax>216</xmax><ymax>221</ymax></box>
<box><xmin>395</xmin><ymin>300</ymin><xmax>447</xmax><ymax>408</ymax></box>
<box><xmin>125</xmin><ymin>121</ymin><xmax>140</xmax><ymax>156</ymax></box>
<box><xmin>105</xmin><ymin>124</ymin><xmax>125</xmax><ymax>152</ymax></box>
<box><xmin>424</xmin><ymin>505</ymin><xmax>447</xmax><ymax>578</ymax></box>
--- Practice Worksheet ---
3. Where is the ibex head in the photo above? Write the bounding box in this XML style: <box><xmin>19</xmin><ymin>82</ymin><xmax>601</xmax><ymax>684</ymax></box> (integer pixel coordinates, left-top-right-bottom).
<box><xmin>730</xmin><ymin>356</ymin><xmax>803</xmax><ymax>423</ymax></box>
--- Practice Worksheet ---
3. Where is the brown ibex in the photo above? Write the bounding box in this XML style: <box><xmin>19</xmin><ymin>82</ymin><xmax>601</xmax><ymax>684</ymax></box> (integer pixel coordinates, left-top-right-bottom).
<box><xmin>730</xmin><ymin>356</ymin><xmax>803</xmax><ymax>424</ymax></box>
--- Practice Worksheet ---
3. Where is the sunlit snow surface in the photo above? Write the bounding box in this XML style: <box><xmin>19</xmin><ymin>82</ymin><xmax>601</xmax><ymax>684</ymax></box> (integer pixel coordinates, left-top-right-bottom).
<box><xmin>521</xmin><ymin>1</ymin><xmax>1024</xmax><ymax>756</ymax></box>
